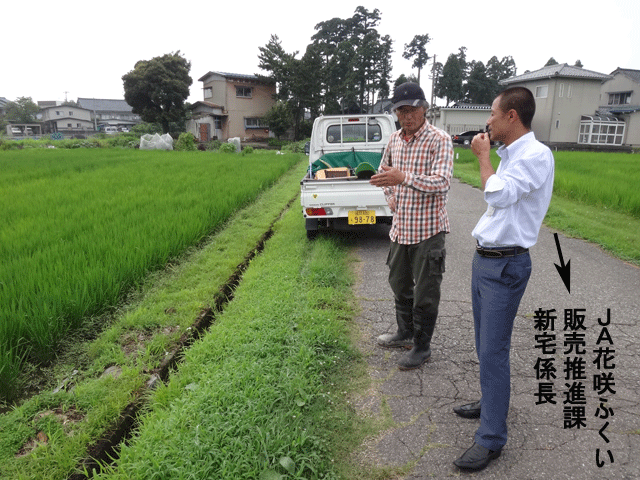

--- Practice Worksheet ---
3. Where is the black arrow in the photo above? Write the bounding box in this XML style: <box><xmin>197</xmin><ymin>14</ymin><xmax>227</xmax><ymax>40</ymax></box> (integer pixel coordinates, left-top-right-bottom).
<box><xmin>553</xmin><ymin>233</ymin><xmax>571</xmax><ymax>293</ymax></box>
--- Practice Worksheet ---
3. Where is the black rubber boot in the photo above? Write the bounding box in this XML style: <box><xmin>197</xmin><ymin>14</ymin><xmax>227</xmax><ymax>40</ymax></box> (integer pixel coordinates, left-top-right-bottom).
<box><xmin>377</xmin><ymin>299</ymin><xmax>414</xmax><ymax>348</ymax></box>
<box><xmin>397</xmin><ymin>313</ymin><xmax>436</xmax><ymax>370</ymax></box>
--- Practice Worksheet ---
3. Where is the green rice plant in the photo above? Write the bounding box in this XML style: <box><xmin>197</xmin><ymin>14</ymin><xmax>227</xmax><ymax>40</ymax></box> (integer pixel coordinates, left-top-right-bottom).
<box><xmin>453</xmin><ymin>148</ymin><xmax>640</xmax><ymax>218</ymax></box>
<box><xmin>453</xmin><ymin>147</ymin><xmax>640</xmax><ymax>264</ymax></box>
<box><xmin>0</xmin><ymin>149</ymin><xmax>300</xmax><ymax>400</ymax></box>
<box><xmin>551</xmin><ymin>151</ymin><xmax>640</xmax><ymax>218</ymax></box>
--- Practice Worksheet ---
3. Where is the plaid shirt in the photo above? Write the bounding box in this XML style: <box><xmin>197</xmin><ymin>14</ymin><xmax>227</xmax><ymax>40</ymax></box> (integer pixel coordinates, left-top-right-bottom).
<box><xmin>381</xmin><ymin>120</ymin><xmax>454</xmax><ymax>244</ymax></box>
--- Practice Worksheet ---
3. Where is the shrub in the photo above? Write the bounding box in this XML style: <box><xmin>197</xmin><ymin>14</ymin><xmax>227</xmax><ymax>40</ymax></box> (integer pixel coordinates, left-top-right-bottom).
<box><xmin>218</xmin><ymin>142</ymin><xmax>236</xmax><ymax>154</ymax></box>
<box><xmin>240</xmin><ymin>146</ymin><xmax>254</xmax><ymax>156</ymax></box>
<box><xmin>281</xmin><ymin>139</ymin><xmax>308</xmax><ymax>154</ymax></box>
<box><xmin>174</xmin><ymin>132</ymin><xmax>197</xmax><ymax>151</ymax></box>
<box><xmin>268</xmin><ymin>138</ymin><xmax>286</xmax><ymax>149</ymax></box>
<box><xmin>207</xmin><ymin>139</ymin><xmax>222</xmax><ymax>151</ymax></box>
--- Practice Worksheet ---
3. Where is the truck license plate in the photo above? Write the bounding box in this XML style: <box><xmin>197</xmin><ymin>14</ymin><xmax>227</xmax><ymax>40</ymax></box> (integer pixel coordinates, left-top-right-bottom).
<box><xmin>348</xmin><ymin>210</ymin><xmax>376</xmax><ymax>225</ymax></box>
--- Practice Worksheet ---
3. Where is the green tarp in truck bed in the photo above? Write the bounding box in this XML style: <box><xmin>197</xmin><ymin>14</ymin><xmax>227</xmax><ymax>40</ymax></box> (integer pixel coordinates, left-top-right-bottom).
<box><xmin>311</xmin><ymin>151</ymin><xmax>383</xmax><ymax>176</ymax></box>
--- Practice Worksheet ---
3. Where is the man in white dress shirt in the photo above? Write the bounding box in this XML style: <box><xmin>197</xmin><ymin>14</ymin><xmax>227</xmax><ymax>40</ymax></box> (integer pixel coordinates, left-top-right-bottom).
<box><xmin>453</xmin><ymin>87</ymin><xmax>555</xmax><ymax>471</ymax></box>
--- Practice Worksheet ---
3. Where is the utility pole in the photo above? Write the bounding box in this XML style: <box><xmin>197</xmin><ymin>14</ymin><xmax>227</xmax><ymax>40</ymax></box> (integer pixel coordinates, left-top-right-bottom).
<box><xmin>430</xmin><ymin>54</ymin><xmax>437</xmax><ymax>125</ymax></box>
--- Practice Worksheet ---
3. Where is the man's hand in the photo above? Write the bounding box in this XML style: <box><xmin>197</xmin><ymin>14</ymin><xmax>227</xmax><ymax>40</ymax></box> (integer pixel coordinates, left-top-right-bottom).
<box><xmin>370</xmin><ymin>164</ymin><xmax>406</xmax><ymax>187</ymax></box>
<box><xmin>471</xmin><ymin>133</ymin><xmax>495</xmax><ymax>190</ymax></box>
<box><xmin>471</xmin><ymin>132</ymin><xmax>491</xmax><ymax>159</ymax></box>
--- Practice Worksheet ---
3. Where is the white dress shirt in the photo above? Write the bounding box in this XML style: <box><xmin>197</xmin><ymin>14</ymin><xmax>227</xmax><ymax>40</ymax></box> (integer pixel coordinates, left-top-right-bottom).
<box><xmin>472</xmin><ymin>131</ymin><xmax>555</xmax><ymax>249</ymax></box>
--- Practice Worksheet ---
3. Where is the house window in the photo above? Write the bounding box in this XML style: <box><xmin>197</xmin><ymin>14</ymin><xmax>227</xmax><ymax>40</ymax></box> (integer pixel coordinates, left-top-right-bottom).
<box><xmin>608</xmin><ymin>92</ymin><xmax>632</xmax><ymax>105</ymax></box>
<box><xmin>578</xmin><ymin>116</ymin><xmax>625</xmax><ymax>145</ymax></box>
<box><xmin>555</xmin><ymin>120</ymin><xmax>560</xmax><ymax>129</ymax></box>
<box><xmin>69</xmin><ymin>111</ymin><xmax>73</xmax><ymax>116</ymax></box>
<box><xmin>214</xmin><ymin>117</ymin><xmax>222</xmax><ymax>130</ymax></box>
<box><xmin>236</xmin><ymin>86</ymin><xmax>252</xmax><ymax>98</ymax></box>
<box><xmin>204</xmin><ymin>87</ymin><xmax>213</xmax><ymax>99</ymax></box>
<box><xmin>535</xmin><ymin>85</ymin><xmax>548</xmax><ymax>98</ymax></box>
<box><xmin>567</xmin><ymin>85</ymin><xmax>572</xmax><ymax>98</ymax></box>
<box><xmin>559</xmin><ymin>83</ymin><xmax>564</xmax><ymax>97</ymax></box>
<box><xmin>56</xmin><ymin>110</ymin><xmax>62</xmax><ymax>116</ymax></box>
<box><xmin>244</xmin><ymin>117</ymin><xmax>266</xmax><ymax>129</ymax></box>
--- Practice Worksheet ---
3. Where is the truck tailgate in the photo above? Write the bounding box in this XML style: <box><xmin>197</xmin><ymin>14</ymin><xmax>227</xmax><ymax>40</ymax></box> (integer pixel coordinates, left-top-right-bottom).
<box><xmin>301</xmin><ymin>178</ymin><xmax>391</xmax><ymax>218</ymax></box>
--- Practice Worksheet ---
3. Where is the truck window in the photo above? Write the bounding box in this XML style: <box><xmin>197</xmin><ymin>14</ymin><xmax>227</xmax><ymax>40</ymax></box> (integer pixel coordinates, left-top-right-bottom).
<box><xmin>326</xmin><ymin>124</ymin><xmax>382</xmax><ymax>143</ymax></box>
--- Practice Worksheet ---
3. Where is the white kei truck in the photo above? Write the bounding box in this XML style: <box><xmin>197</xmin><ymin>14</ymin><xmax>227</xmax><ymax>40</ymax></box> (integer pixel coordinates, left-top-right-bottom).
<box><xmin>300</xmin><ymin>114</ymin><xmax>397</xmax><ymax>239</ymax></box>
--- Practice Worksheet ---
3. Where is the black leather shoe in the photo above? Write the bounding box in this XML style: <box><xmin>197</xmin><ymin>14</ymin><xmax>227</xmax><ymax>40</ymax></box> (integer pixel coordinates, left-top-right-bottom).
<box><xmin>454</xmin><ymin>442</ymin><xmax>501</xmax><ymax>471</ymax></box>
<box><xmin>397</xmin><ymin>346</ymin><xmax>431</xmax><ymax>370</ymax></box>
<box><xmin>453</xmin><ymin>400</ymin><xmax>481</xmax><ymax>418</ymax></box>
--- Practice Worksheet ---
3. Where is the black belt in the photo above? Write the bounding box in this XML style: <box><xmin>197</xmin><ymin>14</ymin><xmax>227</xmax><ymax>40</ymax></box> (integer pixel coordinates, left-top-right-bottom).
<box><xmin>476</xmin><ymin>244</ymin><xmax>529</xmax><ymax>258</ymax></box>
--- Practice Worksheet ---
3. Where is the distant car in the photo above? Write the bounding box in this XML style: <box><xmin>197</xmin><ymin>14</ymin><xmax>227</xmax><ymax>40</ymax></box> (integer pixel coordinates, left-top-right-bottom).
<box><xmin>104</xmin><ymin>126</ymin><xmax>118</xmax><ymax>135</ymax></box>
<box><xmin>11</xmin><ymin>127</ymin><xmax>21</xmax><ymax>136</ymax></box>
<box><xmin>451</xmin><ymin>130</ymin><xmax>482</xmax><ymax>145</ymax></box>
<box><xmin>451</xmin><ymin>130</ymin><xmax>500</xmax><ymax>146</ymax></box>
<box><xmin>120</xmin><ymin>127</ymin><xmax>129</xmax><ymax>133</ymax></box>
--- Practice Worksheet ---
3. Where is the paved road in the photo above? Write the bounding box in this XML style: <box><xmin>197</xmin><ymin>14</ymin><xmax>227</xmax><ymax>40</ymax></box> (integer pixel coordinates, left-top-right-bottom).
<box><xmin>350</xmin><ymin>178</ymin><xmax>640</xmax><ymax>479</ymax></box>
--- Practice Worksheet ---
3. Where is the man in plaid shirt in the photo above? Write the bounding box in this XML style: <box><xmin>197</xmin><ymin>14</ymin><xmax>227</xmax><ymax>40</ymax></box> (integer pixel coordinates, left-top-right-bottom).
<box><xmin>370</xmin><ymin>82</ymin><xmax>454</xmax><ymax>370</ymax></box>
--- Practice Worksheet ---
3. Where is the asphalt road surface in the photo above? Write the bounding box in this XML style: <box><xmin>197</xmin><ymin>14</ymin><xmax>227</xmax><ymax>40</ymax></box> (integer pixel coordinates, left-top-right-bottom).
<box><xmin>349</xmin><ymin>178</ymin><xmax>639</xmax><ymax>479</ymax></box>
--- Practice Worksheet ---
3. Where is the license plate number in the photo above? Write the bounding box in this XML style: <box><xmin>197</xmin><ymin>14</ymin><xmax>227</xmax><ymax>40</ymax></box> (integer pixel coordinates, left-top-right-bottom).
<box><xmin>348</xmin><ymin>210</ymin><xmax>376</xmax><ymax>225</ymax></box>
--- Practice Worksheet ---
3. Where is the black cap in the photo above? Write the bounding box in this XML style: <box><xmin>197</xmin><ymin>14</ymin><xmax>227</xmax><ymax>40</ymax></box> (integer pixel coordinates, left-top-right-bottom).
<box><xmin>391</xmin><ymin>82</ymin><xmax>428</xmax><ymax>111</ymax></box>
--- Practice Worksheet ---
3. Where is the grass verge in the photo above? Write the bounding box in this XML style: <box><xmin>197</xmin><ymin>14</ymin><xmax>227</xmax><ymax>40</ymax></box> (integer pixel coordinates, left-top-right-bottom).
<box><xmin>91</xmin><ymin>185</ymin><xmax>381</xmax><ymax>479</ymax></box>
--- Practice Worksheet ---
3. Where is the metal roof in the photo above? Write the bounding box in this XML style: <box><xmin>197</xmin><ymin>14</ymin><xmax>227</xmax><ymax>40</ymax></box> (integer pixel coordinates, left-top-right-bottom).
<box><xmin>444</xmin><ymin>103</ymin><xmax>491</xmax><ymax>110</ymax></box>
<box><xmin>609</xmin><ymin>68</ymin><xmax>640</xmax><ymax>84</ymax></box>
<box><xmin>77</xmin><ymin>98</ymin><xmax>133</xmax><ymax>112</ymax></box>
<box><xmin>501</xmin><ymin>63</ymin><xmax>611</xmax><ymax>85</ymax></box>
<box><xmin>198</xmin><ymin>71</ymin><xmax>275</xmax><ymax>83</ymax></box>
<box><xmin>581</xmin><ymin>115</ymin><xmax>625</xmax><ymax>123</ymax></box>
<box><xmin>598</xmin><ymin>105</ymin><xmax>640</xmax><ymax>115</ymax></box>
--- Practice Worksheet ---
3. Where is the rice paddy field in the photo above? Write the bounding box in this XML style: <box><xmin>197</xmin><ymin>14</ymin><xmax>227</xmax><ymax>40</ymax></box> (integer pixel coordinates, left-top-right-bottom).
<box><xmin>454</xmin><ymin>149</ymin><xmax>640</xmax><ymax>217</ymax></box>
<box><xmin>453</xmin><ymin>148</ymin><xmax>640</xmax><ymax>261</ymax></box>
<box><xmin>0</xmin><ymin>148</ymin><xmax>300</xmax><ymax>400</ymax></box>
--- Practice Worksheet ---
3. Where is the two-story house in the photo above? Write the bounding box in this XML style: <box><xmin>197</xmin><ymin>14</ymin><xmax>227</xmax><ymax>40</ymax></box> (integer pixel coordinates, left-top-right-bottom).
<box><xmin>500</xmin><ymin>63</ymin><xmax>612</xmax><ymax>146</ymax></box>
<box><xmin>77</xmin><ymin>98</ymin><xmax>141</xmax><ymax>131</ymax></box>
<box><xmin>187</xmin><ymin>72</ymin><xmax>276</xmax><ymax>142</ymax></box>
<box><xmin>592</xmin><ymin>68</ymin><xmax>640</xmax><ymax>147</ymax></box>
<box><xmin>40</xmin><ymin>104</ymin><xmax>94</xmax><ymax>135</ymax></box>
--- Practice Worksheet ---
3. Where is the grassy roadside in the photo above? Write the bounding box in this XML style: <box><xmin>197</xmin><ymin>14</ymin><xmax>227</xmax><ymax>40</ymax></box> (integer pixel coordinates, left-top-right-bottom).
<box><xmin>453</xmin><ymin>148</ymin><xmax>640</xmax><ymax>265</ymax></box>
<box><xmin>93</xmin><ymin>188</ymin><xmax>375</xmax><ymax>480</ymax></box>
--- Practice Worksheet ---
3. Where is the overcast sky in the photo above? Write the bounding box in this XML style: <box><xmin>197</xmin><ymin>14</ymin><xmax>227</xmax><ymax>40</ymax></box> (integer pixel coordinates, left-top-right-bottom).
<box><xmin>3</xmin><ymin>0</ymin><xmax>639</xmax><ymax>106</ymax></box>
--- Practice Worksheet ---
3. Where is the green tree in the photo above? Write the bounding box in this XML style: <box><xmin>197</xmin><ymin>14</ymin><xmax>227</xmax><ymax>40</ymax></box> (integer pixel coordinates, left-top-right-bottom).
<box><xmin>435</xmin><ymin>54</ymin><xmax>464</xmax><ymax>106</ymax></box>
<box><xmin>122</xmin><ymin>51</ymin><xmax>192</xmax><ymax>133</ymax></box>
<box><xmin>485</xmin><ymin>55</ymin><xmax>517</xmax><ymax>99</ymax></box>
<box><xmin>309</xmin><ymin>7</ymin><xmax>392</xmax><ymax>113</ymax></box>
<box><xmin>465</xmin><ymin>61</ymin><xmax>494</xmax><ymax>104</ymax></box>
<box><xmin>545</xmin><ymin>57</ymin><xmax>559</xmax><ymax>67</ymax></box>
<box><xmin>5</xmin><ymin>97</ymin><xmax>39</xmax><ymax>123</ymax></box>
<box><xmin>402</xmin><ymin>34</ymin><xmax>431</xmax><ymax>85</ymax></box>
<box><xmin>260</xmin><ymin>8</ymin><xmax>393</xmax><ymax>122</ymax></box>
<box><xmin>456</xmin><ymin>46</ymin><xmax>469</xmax><ymax>77</ymax></box>
<box><xmin>262</xmin><ymin>101</ymin><xmax>292</xmax><ymax>139</ymax></box>
<box><xmin>394</xmin><ymin>74</ymin><xmax>419</xmax><ymax>88</ymax></box>
<box><xmin>574</xmin><ymin>59</ymin><xmax>583</xmax><ymax>68</ymax></box>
